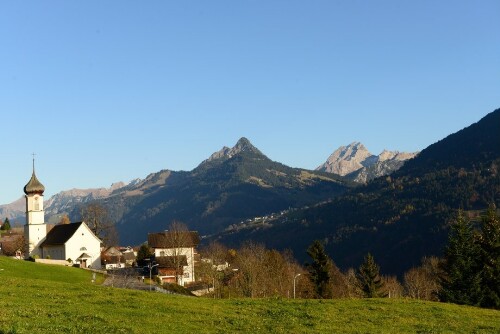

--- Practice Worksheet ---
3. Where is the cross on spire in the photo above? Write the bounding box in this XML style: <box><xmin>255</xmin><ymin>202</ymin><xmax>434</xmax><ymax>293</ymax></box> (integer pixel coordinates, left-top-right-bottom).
<box><xmin>32</xmin><ymin>153</ymin><xmax>36</xmax><ymax>173</ymax></box>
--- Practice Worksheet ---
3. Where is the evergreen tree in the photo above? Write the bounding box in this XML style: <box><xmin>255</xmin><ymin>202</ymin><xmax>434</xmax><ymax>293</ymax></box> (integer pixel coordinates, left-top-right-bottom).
<box><xmin>477</xmin><ymin>206</ymin><xmax>500</xmax><ymax>309</ymax></box>
<box><xmin>136</xmin><ymin>244</ymin><xmax>153</xmax><ymax>266</ymax></box>
<box><xmin>1</xmin><ymin>218</ymin><xmax>11</xmax><ymax>231</ymax></box>
<box><xmin>439</xmin><ymin>210</ymin><xmax>482</xmax><ymax>306</ymax></box>
<box><xmin>356</xmin><ymin>253</ymin><xmax>386</xmax><ymax>298</ymax></box>
<box><xmin>306</xmin><ymin>240</ymin><xmax>333</xmax><ymax>298</ymax></box>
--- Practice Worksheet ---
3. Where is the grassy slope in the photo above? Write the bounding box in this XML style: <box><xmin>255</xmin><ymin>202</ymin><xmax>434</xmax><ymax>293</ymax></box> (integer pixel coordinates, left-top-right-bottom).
<box><xmin>0</xmin><ymin>257</ymin><xmax>498</xmax><ymax>334</ymax></box>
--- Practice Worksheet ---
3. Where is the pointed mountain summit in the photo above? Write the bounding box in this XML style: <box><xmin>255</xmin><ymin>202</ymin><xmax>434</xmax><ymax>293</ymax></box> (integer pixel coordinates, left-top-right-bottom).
<box><xmin>203</xmin><ymin>137</ymin><xmax>265</xmax><ymax>164</ymax></box>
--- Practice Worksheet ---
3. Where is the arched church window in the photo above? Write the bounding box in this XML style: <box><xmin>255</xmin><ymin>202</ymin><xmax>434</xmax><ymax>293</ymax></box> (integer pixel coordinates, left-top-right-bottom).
<box><xmin>34</xmin><ymin>196</ymin><xmax>39</xmax><ymax>211</ymax></box>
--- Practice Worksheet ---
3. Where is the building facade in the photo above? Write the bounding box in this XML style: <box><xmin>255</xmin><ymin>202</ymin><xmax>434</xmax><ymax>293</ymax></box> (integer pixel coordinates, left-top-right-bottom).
<box><xmin>148</xmin><ymin>231</ymin><xmax>199</xmax><ymax>286</ymax></box>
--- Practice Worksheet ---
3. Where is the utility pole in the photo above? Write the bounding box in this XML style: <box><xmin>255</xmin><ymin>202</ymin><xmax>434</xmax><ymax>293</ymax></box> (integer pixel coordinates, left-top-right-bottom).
<box><xmin>293</xmin><ymin>273</ymin><xmax>301</xmax><ymax>299</ymax></box>
<box><xmin>149</xmin><ymin>262</ymin><xmax>158</xmax><ymax>291</ymax></box>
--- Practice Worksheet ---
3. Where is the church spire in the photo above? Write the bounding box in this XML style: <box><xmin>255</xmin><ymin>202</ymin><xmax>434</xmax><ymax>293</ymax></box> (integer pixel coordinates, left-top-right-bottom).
<box><xmin>24</xmin><ymin>154</ymin><xmax>45</xmax><ymax>195</ymax></box>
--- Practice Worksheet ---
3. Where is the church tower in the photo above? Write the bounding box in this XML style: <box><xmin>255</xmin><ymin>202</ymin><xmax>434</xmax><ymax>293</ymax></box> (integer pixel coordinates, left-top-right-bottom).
<box><xmin>24</xmin><ymin>158</ymin><xmax>47</xmax><ymax>258</ymax></box>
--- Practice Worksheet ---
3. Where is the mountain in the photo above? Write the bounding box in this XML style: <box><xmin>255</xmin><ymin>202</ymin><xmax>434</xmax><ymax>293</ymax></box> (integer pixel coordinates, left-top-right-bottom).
<box><xmin>0</xmin><ymin>197</ymin><xmax>25</xmax><ymax>224</ymax></box>
<box><xmin>45</xmin><ymin>182</ymin><xmax>127</xmax><ymax>216</ymax></box>
<box><xmin>60</xmin><ymin>137</ymin><xmax>351</xmax><ymax>245</ymax></box>
<box><xmin>316</xmin><ymin>142</ymin><xmax>417</xmax><ymax>183</ymax></box>
<box><xmin>211</xmin><ymin>109</ymin><xmax>500</xmax><ymax>276</ymax></box>
<box><xmin>203</xmin><ymin>137</ymin><xmax>262</xmax><ymax>163</ymax></box>
<box><xmin>316</xmin><ymin>142</ymin><xmax>376</xmax><ymax>175</ymax></box>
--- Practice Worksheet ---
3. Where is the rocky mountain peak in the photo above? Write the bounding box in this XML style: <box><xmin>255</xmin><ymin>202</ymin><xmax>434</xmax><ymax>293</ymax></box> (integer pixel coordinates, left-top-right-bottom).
<box><xmin>317</xmin><ymin>142</ymin><xmax>418</xmax><ymax>181</ymax></box>
<box><xmin>205</xmin><ymin>137</ymin><xmax>262</xmax><ymax>163</ymax></box>
<box><xmin>316</xmin><ymin>141</ymin><xmax>376</xmax><ymax>176</ymax></box>
<box><xmin>378</xmin><ymin>149</ymin><xmax>396</xmax><ymax>161</ymax></box>
<box><xmin>234</xmin><ymin>137</ymin><xmax>257</xmax><ymax>152</ymax></box>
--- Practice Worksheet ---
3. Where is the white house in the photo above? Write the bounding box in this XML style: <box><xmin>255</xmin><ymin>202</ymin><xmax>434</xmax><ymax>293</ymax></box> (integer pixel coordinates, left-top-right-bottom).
<box><xmin>23</xmin><ymin>160</ymin><xmax>101</xmax><ymax>268</ymax></box>
<box><xmin>148</xmin><ymin>231</ymin><xmax>199</xmax><ymax>286</ymax></box>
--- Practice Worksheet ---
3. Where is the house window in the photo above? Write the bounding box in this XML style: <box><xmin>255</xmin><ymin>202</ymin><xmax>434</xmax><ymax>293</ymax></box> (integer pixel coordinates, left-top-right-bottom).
<box><xmin>160</xmin><ymin>251</ymin><xmax>165</xmax><ymax>256</ymax></box>
<box><xmin>184</xmin><ymin>272</ymin><xmax>190</xmax><ymax>278</ymax></box>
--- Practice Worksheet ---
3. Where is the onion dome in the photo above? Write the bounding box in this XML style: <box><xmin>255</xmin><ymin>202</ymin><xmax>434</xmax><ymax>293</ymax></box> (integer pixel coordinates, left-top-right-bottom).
<box><xmin>24</xmin><ymin>170</ymin><xmax>45</xmax><ymax>195</ymax></box>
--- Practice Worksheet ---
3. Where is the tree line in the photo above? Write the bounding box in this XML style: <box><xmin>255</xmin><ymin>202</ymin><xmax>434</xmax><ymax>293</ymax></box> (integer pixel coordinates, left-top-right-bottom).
<box><xmin>196</xmin><ymin>206</ymin><xmax>499</xmax><ymax>309</ymax></box>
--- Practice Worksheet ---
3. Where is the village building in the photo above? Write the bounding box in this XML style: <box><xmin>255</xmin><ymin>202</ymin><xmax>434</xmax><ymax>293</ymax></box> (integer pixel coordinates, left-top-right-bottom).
<box><xmin>101</xmin><ymin>246</ymin><xmax>126</xmax><ymax>269</ymax></box>
<box><xmin>23</xmin><ymin>160</ymin><xmax>101</xmax><ymax>268</ymax></box>
<box><xmin>101</xmin><ymin>246</ymin><xmax>137</xmax><ymax>269</ymax></box>
<box><xmin>148</xmin><ymin>230</ymin><xmax>199</xmax><ymax>286</ymax></box>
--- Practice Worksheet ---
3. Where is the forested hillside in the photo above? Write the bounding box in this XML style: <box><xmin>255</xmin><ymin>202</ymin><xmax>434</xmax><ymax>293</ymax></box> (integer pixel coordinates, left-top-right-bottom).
<box><xmin>213</xmin><ymin>109</ymin><xmax>500</xmax><ymax>276</ymax></box>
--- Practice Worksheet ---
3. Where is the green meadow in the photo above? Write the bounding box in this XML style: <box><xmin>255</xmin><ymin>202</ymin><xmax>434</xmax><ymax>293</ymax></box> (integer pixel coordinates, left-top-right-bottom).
<box><xmin>0</xmin><ymin>257</ymin><xmax>498</xmax><ymax>334</ymax></box>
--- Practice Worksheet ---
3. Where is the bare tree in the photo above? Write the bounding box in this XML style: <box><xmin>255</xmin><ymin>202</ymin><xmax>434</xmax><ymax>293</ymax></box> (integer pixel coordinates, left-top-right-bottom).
<box><xmin>234</xmin><ymin>242</ymin><xmax>266</xmax><ymax>298</ymax></box>
<box><xmin>58</xmin><ymin>215</ymin><xmax>70</xmax><ymax>225</ymax></box>
<box><xmin>199</xmin><ymin>242</ymin><xmax>230</xmax><ymax>298</ymax></box>
<box><xmin>1</xmin><ymin>234</ymin><xmax>25</xmax><ymax>256</ymax></box>
<box><xmin>329</xmin><ymin>263</ymin><xmax>350</xmax><ymax>298</ymax></box>
<box><xmin>80</xmin><ymin>202</ymin><xmax>118</xmax><ymax>246</ymax></box>
<box><xmin>404</xmin><ymin>267</ymin><xmax>426</xmax><ymax>299</ymax></box>
<box><xmin>232</xmin><ymin>244</ymin><xmax>307</xmax><ymax>299</ymax></box>
<box><xmin>262</xmin><ymin>249</ymin><xmax>294</xmax><ymax>297</ymax></box>
<box><xmin>382</xmin><ymin>276</ymin><xmax>404</xmax><ymax>298</ymax></box>
<box><xmin>345</xmin><ymin>268</ymin><xmax>363</xmax><ymax>298</ymax></box>
<box><xmin>404</xmin><ymin>256</ymin><xmax>442</xmax><ymax>301</ymax></box>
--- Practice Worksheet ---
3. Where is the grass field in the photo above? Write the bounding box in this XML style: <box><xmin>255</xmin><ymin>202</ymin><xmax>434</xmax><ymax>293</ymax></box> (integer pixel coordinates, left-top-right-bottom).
<box><xmin>0</xmin><ymin>256</ymin><xmax>498</xmax><ymax>333</ymax></box>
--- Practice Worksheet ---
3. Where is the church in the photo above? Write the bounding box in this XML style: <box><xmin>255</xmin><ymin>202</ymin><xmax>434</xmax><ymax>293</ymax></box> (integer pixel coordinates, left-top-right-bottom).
<box><xmin>23</xmin><ymin>162</ymin><xmax>102</xmax><ymax>268</ymax></box>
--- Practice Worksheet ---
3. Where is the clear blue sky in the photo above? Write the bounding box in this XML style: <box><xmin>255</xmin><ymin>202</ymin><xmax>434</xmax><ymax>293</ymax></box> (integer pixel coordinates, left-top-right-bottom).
<box><xmin>1</xmin><ymin>1</ymin><xmax>499</xmax><ymax>204</ymax></box>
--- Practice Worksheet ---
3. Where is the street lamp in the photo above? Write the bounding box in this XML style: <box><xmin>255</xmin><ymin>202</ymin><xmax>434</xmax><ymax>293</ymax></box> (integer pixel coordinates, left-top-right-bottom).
<box><xmin>293</xmin><ymin>273</ymin><xmax>301</xmax><ymax>299</ymax></box>
<box><xmin>149</xmin><ymin>263</ymin><xmax>159</xmax><ymax>291</ymax></box>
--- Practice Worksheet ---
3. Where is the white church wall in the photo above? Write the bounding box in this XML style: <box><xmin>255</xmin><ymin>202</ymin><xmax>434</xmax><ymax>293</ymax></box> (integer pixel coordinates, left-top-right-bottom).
<box><xmin>35</xmin><ymin>259</ymin><xmax>71</xmax><ymax>266</ymax></box>
<box><xmin>42</xmin><ymin>244</ymin><xmax>65</xmax><ymax>261</ymax></box>
<box><xmin>26</xmin><ymin>195</ymin><xmax>45</xmax><ymax>225</ymax></box>
<box><xmin>64</xmin><ymin>223</ymin><xmax>101</xmax><ymax>269</ymax></box>
<box><xmin>24</xmin><ymin>223</ymin><xmax>48</xmax><ymax>258</ymax></box>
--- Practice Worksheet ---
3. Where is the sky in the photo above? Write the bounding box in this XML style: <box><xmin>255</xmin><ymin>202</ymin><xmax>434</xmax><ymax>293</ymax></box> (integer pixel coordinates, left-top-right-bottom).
<box><xmin>1</xmin><ymin>1</ymin><xmax>499</xmax><ymax>204</ymax></box>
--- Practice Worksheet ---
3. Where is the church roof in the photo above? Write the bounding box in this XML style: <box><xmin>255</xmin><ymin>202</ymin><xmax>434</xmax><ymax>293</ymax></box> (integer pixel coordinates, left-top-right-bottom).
<box><xmin>40</xmin><ymin>222</ymin><xmax>84</xmax><ymax>246</ymax></box>
<box><xmin>24</xmin><ymin>171</ymin><xmax>45</xmax><ymax>195</ymax></box>
<box><xmin>148</xmin><ymin>231</ymin><xmax>200</xmax><ymax>249</ymax></box>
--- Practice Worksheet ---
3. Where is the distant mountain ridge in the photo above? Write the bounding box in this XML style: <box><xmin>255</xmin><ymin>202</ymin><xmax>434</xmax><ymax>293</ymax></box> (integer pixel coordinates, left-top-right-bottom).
<box><xmin>1</xmin><ymin>182</ymin><xmax>130</xmax><ymax>224</ymax></box>
<box><xmin>45</xmin><ymin>182</ymin><xmax>127</xmax><ymax>216</ymax></box>
<box><xmin>316</xmin><ymin>142</ymin><xmax>417</xmax><ymax>182</ymax></box>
